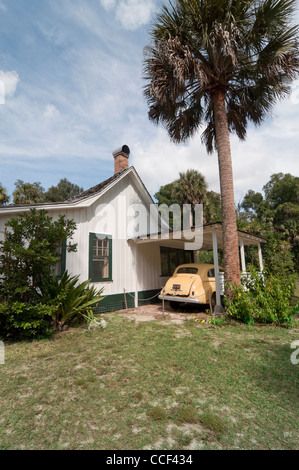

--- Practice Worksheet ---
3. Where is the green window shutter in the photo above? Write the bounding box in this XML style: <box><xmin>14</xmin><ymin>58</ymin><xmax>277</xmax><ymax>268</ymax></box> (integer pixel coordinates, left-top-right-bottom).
<box><xmin>61</xmin><ymin>239</ymin><xmax>67</xmax><ymax>276</ymax></box>
<box><xmin>89</xmin><ymin>233</ymin><xmax>112</xmax><ymax>282</ymax></box>
<box><xmin>55</xmin><ymin>239</ymin><xmax>67</xmax><ymax>278</ymax></box>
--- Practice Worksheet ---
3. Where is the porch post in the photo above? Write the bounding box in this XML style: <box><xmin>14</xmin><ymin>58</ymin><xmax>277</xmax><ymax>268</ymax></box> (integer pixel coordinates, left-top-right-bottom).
<box><xmin>212</xmin><ymin>230</ymin><xmax>221</xmax><ymax>305</ymax></box>
<box><xmin>258</xmin><ymin>242</ymin><xmax>264</xmax><ymax>272</ymax></box>
<box><xmin>240</xmin><ymin>238</ymin><xmax>246</xmax><ymax>273</ymax></box>
<box><xmin>133</xmin><ymin>243</ymin><xmax>139</xmax><ymax>308</ymax></box>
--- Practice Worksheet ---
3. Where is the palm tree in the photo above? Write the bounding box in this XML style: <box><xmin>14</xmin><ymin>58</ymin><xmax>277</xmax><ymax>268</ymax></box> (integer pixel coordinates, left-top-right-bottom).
<box><xmin>0</xmin><ymin>183</ymin><xmax>10</xmax><ymax>206</ymax></box>
<box><xmin>172</xmin><ymin>169</ymin><xmax>207</xmax><ymax>226</ymax></box>
<box><xmin>143</xmin><ymin>0</ymin><xmax>298</xmax><ymax>290</ymax></box>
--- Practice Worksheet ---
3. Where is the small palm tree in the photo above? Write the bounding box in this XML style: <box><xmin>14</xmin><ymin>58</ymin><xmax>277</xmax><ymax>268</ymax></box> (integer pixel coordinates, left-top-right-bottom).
<box><xmin>0</xmin><ymin>184</ymin><xmax>10</xmax><ymax>206</ymax></box>
<box><xmin>172</xmin><ymin>169</ymin><xmax>207</xmax><ymax>225</ymax></box>
<box><xmin>143</xmin><ymin>0</ymin><xmax>299</xmax><ymax>290</ymax></box>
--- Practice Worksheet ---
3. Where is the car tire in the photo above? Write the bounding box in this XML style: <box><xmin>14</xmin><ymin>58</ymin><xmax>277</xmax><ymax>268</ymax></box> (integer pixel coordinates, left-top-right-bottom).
<box><xmin>170</xmin><ymin>301</ymin><xmax>181</xmax><ymax>310</ymax></box>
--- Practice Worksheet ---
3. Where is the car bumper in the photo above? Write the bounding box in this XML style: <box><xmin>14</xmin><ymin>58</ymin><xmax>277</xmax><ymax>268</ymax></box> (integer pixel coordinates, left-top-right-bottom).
<box><xmin>158</xmin><ymin>294</ymin><xmax>201</xmax><ymax>304</ymax></box>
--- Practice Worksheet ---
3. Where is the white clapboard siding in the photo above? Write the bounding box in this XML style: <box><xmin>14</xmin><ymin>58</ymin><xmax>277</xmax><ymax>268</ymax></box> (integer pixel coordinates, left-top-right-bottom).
<box><xmin>0</xmin><ymin>169</ymin><xmax>163</xmax><ymax>299</ymax></box>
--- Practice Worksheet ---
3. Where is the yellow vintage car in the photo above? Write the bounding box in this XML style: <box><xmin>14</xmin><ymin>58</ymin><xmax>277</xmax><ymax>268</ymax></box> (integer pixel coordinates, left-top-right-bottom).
<box><xmin>158</xmin><ymin>263</ymin><xmax>223</xmax><ymax>310</ymax></box>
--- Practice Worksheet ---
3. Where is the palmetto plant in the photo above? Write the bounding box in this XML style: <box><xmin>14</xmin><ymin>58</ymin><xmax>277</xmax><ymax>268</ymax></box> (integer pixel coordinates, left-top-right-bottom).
<box><xmin>143</xmin><ymin>0</ymin><xmax>299</xmax><ymax>290</ymax></box>
<box><xmin>50</xmin><ymin>272</ymin><xmax>104</xmax><ymax>330</ymax></box>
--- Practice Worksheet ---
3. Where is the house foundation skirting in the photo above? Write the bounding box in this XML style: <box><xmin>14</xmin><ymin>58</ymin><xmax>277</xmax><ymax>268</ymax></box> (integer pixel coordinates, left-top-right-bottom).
<box><xmin>94</xmin><ymin>289</ymin><xmax>160</xmax><ymax>313</ymax></box>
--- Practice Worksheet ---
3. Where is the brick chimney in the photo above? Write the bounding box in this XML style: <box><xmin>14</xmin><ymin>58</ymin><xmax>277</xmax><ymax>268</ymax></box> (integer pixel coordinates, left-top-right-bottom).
<box><xmin>113</xmin><ymin>145</ymin><xmax>130</xmax><ymax>175</ymax></box>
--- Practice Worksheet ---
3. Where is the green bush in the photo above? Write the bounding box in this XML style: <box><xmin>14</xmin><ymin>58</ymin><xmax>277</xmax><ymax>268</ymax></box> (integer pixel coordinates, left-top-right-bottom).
<box><xmin>0</xmin><ymin>272</ymin><xmax>104</xmax><ymax>341</ymax></box>
<box><xmin>225</xmin><ymin>268</ymin><xmax>298</xmax><ymax>327</ymax></box>
<box><xmin>0</xmin><ymin>301</ymin><xmax>56</xmax><ymax>340</ymax></box>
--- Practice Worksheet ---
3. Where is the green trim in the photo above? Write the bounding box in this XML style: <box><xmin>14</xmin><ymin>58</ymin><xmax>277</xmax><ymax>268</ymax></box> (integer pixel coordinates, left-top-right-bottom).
<box><xmin>94</xmin><ymin>289</ymin><xmax>160</xmax><ymax>314</ymax></box>
<box><xmin>56</xmin><ymin>239</ymin><xmax>67</xmax><ymax>279</ymax></box>
<box><xmin>61</xmin><ymin>239</ymin><xmax>67</xmax><ymax>276</ymax></box>
<box><xmin>89</xmin><ymin>233</ymin><xmax>113</xmax><ymax>282</ymax></box>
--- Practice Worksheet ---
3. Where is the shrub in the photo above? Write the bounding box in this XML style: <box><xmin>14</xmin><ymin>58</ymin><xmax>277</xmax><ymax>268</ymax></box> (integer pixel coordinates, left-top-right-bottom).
<box><xmin>0</xmin><ymin>209</ymin><xmax>77</xmax><ymax>303</ymax></box>
<box><xmin>0</xmin><ymin>301</ymin><xmax>56</xmax><ymax>340</ymax></box>
<box><xmin>225</xmin><ymin>268</ymin><xmax>297</xmax><ymax>326</ymax></box>
<box><xmin>0</xmin><ymin>272</ymin><xmax>104</xmax><ymax>341</ymax></box>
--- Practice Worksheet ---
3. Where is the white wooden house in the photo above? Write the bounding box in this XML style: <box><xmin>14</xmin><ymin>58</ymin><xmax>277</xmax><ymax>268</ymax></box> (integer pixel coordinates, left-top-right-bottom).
<box><xmin>0</xmin><ymin>145</ymin><xmax>266</xmax><ymax>312</ymax></box>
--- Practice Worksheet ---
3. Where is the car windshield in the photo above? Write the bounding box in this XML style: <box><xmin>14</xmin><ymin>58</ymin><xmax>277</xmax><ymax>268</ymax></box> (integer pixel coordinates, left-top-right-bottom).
<box><xmin>177</xmin><ymin>267</ymin><xmax>198</xmax><ymax>274</ymax></box>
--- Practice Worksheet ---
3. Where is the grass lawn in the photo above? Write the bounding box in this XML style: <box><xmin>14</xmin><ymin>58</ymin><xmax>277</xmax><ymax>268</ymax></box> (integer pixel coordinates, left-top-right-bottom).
<box><xmin>0</xmin><ymin>312</ymin><xmax>298</xmax><ymax>450</ymax></box>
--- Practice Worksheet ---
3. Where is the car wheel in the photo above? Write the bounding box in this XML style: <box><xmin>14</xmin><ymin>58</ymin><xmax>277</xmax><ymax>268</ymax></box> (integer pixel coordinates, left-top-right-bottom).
<box><xmin>170</xmin><ymin>301</ymin><xmax>181</xmax><ymax>310</ymax></box>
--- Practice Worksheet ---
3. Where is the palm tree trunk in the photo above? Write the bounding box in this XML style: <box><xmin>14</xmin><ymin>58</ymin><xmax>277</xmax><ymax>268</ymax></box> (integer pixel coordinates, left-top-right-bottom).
<box><xmin>212</xmin><ymin>90</ymin><xmax>241</xmax><ymax>292</ymax></box>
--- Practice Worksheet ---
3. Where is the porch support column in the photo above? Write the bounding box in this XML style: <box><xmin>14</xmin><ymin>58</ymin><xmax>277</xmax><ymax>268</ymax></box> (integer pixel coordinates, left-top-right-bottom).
<box><xmin>132</xmin><ymin>243</ymin><xmax>139</xmax><ymax>308</ymax></box>
<box><xmin>258</xmin><ymin>242</ymin><xmax>264</xmax><ymax>272</ymax></box>
<box><xmin>212</xmin><ymin>230</ymin><xmax>221</xmax><ymax>306</ymax></box>
<box><xmin>240</xmin><ymin>238</ymin><xmax>246</xmax><ymax>273</ymax></box>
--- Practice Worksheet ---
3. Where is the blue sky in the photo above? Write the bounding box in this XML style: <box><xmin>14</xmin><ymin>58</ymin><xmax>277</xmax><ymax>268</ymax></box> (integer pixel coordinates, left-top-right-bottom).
<box><xmin>0</xmin><ymin>0</ymin><xmax>298</xmax><ymax>204</ymax></box>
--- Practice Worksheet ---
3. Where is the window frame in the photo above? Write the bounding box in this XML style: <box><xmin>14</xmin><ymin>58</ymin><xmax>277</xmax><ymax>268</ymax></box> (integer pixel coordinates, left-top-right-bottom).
<box><xmin>89</xmin><ymin>233</ymin><xmax>113</xmax><ymax>282</ymax></box>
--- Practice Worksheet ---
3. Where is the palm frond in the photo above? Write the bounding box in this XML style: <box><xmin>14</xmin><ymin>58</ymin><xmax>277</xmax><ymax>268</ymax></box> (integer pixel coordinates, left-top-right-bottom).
<box><xmin>143</xmin><ymin>0</ymin><xmax>299</xmax><ymax>150</ymax></box>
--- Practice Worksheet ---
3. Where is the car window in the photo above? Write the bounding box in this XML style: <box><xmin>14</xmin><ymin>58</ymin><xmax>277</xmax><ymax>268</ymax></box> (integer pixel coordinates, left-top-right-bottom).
<box><xmin>177</xmin><ymin>267</ymin><xmax>198</xmax><ymax>274</ymax></box>
<box><xmin>207</xmin><ymin>269</ymin><xmax>224</xmax><ymax>277</ymax></box>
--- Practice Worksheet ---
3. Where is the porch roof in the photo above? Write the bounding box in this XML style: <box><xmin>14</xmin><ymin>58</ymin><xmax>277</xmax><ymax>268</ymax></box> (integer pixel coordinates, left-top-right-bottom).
<box><xmin>131</xmin><ymin>222</ymin><xmax>266</xmax><ymax>251</ymax></box>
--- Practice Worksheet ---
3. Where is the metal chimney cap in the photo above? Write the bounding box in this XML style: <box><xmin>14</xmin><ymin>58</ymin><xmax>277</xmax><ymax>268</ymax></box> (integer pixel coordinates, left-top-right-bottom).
<box><xmin>113</xmin><ymin>145</ymin><xmax>130</xmax><ymax>157</ymax></box>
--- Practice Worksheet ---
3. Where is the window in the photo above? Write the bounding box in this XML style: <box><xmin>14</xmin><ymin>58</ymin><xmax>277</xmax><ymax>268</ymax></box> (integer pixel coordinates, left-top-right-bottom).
<box><xmin>160</xmin><ymin>247</ymin><xmax>194</xmax><ymax>276</ymax></box>
<box><xmin>177</xmin><ymin>267</ymin><xmax>198</xmax><ymax>274</ymax></box>
<box><xmin>89</xmin><ymin>233</ymin><xmax>112</xmax><ymax>282</ymax></box>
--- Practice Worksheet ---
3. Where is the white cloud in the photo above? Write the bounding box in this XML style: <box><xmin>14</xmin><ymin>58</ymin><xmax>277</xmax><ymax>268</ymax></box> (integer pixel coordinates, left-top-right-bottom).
<box><xmin>130</xmin><ymin>129</ymin><xmax>220</xmax><ymax>198</ymax></box>
<box><xmin>130</xmin><ymin>90</ymin><xmax>299</xmax><ymax>203</ymax></box>
<box><xmin>99</xmin><ymin>0</ymin><xmax>116</xmax><ymax>10</ymax></box>
<box><xmin>0</xmin><ymin>0</ymin><xmax>297</xmax><ymax>201</ymax></box>
<box><xmin>43</xmin><ymin>104</ymin><xmax>60</xmax><ymax>119</ymax></box>
<box><xmin>99</xmin><ymin>0</ymin><xmax>155</xmax><ymax>30</ymax></box>
<box><xmin>0</xmin><ymin>70</ymin><xmax>19</xmax><ymax>102</ymax></box>
<box><xmin>116</xmin><ymin>0</ymin><xmax>155</xmax><ymax>30</ymax></box>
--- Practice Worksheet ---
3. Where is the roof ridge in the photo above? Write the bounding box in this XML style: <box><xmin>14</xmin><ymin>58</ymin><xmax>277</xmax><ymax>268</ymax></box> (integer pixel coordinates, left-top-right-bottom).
<box><xmin>67</xmin><ymin>167</ymin><xmax>130</xmax><ymax>203</ymax></box>
<box><xmin>0</xmin><ymin>168</ymin><xmax>132</xmax><ymax>210</ymax></box>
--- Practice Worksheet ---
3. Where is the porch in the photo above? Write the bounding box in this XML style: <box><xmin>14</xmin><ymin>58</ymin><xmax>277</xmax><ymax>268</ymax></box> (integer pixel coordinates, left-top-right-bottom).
<box><xmin>131</xmin><ymin>222</ymin><xmax>266</xmax><ymax>308</ymax></box>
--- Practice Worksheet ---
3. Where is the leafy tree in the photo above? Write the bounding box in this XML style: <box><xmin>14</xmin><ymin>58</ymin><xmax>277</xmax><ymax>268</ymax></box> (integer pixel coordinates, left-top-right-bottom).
<box><xmin>154</xmin><ymin>180</ymin><xmax>180</xmax><ymax>229</ymax></box>
<box><xmin>240</xmin><ymin>190</ymin><xmax>264</xmax><ymax>222</ymax></box>
<box><xmin>204</xmin><ymin>190</ymin><xmax>222</xmax><ymax>223</ymax></box>
<box><xmin>13</xmin><ymin>180</ymin><xmax>44</xmax><ymax>205</ymax></box>
<box><xmin>0</xmin><ymin>184</ymin><xmax>10</xmax><ymax>206</ymax></box>
<box><xmin>262</xmin><ymin>235</ymin><xmax>295</xmax><ymax>276</ymax></box>
<box><xmin>263</xmin><ymin>173</ymin><xmax>299</xmax><ymax>209</ymax></box>
<box><xmin>0</xmin><ymin>209</ymin><xmax>77</xmax><ymax>303</ymax></box>
<box><xmin>44</xmin><ymin>178</ymin><xmax>84</xmax><ymax>203</ymax></box>
<box><xmin>154</xmin><ymin>181</ymin><xmax>179</xmax><ymax>207</ymax></box>
<box><xmin>238</xmin><ymin>173</ymin><xmax>299</xmax><ymax>275</ymax></box>
<box><xmin>143</xmin><ymin>0</ymin><xmax>299</xmax><ymax>291</ymax></box>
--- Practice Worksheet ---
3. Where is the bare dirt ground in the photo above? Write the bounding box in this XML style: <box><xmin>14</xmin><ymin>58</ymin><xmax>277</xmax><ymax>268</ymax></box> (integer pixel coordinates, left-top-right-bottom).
<box><xmin>115</xmin><ymin>301</ymin><xmax>211</xmax><ymax>324</ymax></box>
